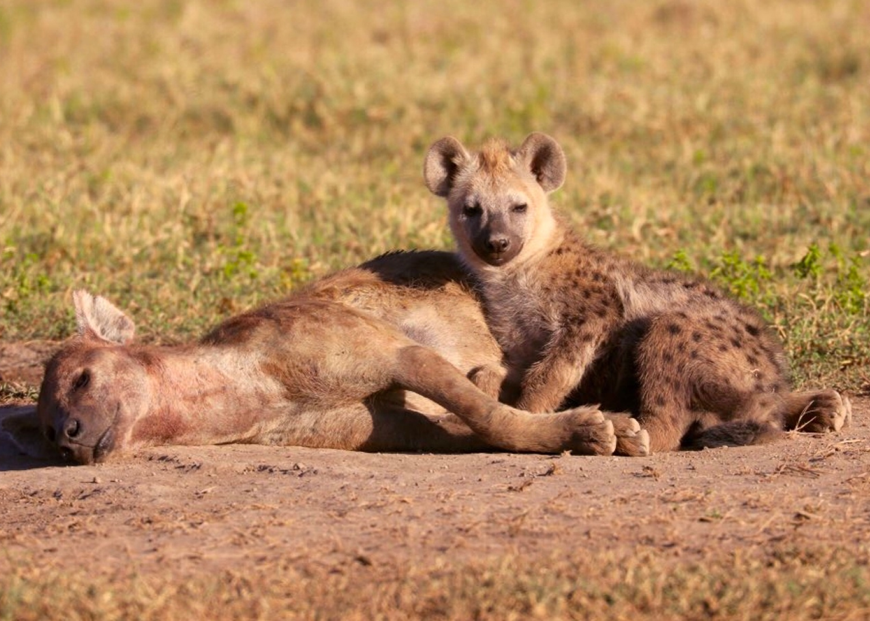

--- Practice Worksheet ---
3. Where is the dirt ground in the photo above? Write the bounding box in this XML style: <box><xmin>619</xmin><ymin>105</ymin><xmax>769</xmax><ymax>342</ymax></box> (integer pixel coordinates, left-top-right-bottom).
<box><xmin>1</xmin><ymin>342</ymin><xmax>869</xmax><ymax>583</ymax></box>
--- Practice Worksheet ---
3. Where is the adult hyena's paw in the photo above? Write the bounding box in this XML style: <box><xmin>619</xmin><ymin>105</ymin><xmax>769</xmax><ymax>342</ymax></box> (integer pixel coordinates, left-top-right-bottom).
<box><xmin>605</xmin><ymin>413</ymin><xmax>651</xmax><ymax>457</ymax></box>
<box><xmin>557</xmin><ymin>405</ymin><xmax>616</xmax><ymax>456</ymax></box>
<box><xmin>793</xmin><ymin>390</ymin><xmax>852</xmax><ymax>433</ymax></box>
<box><xmin>468</xmin><ymin>364</ymin><xmax>507</xmax><ymax>400</ymax></box>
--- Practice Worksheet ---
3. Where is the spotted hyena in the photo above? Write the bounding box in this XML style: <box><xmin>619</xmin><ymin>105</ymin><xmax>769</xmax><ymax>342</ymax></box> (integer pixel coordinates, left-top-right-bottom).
<box><xmin>424</xmin><ymin>132</ymin><xmax>851</xmax><ymax>453</ymax></box>
<box><xmin>13</xmin><ymin>252</ymin><xmax>620</xmax><ymax>464</ymax></box>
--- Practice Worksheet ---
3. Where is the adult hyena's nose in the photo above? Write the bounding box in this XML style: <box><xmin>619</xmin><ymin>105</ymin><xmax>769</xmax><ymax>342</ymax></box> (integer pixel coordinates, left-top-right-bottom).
<box><xmin>486</xmin><ymin>236</ymin><xmax>511</xmax><ymax>254</ymax></box>
<box><xmin>62</xmin><ymin>417</ymin><xmax>82</xmax><ymax>440</ymax></box>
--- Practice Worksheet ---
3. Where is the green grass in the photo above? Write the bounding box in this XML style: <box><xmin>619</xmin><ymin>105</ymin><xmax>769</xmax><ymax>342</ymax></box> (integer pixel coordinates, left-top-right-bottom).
<box><xmin>1</xmin><ymin>0</ymin><xmax>868</xmax><ymax>393</ymax></box>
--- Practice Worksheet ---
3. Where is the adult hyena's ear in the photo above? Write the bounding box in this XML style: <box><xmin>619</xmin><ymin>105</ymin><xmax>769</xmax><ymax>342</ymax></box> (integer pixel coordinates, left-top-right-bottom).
<box><xmin>73</xmin><ymin>290</ymin><xmax>136</xmax><ymax>345</ymax></box>
<box><xmin>424</xmin><ymin>136</ymin><xmax>471</xmax><ymax>198</ymax></box>
<box><xmin>517</xmin><ymin>132</ymin><xmax>566</xmax><ymax>193</ymax></box>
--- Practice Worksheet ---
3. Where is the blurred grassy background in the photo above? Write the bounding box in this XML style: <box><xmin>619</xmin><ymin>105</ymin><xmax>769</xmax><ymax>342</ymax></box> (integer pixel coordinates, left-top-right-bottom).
<box><xmin>0</xmin><ymin>0</ymin><xmax>868</xmax><ymax>389</ymax></box>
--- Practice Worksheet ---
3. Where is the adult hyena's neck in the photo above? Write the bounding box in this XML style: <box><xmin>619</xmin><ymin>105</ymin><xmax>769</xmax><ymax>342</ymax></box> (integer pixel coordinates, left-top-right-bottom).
<box><xmin>129</xmin><ymin>345</ymin><xmax>286</xmax><ymax>447</ymax></box>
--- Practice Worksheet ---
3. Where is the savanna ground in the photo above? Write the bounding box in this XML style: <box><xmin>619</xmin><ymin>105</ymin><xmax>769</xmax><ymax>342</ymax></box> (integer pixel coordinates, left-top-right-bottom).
<box><xmin>1</xmin><ymin>0</ymin><xmax>869</xmax><ymax>618</ymax></box>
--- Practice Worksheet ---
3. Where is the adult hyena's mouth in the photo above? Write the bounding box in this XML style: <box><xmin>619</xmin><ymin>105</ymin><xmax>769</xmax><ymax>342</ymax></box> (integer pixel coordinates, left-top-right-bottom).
<box><xmin>57</xmin><ymin>424</ymin><xmax>115</xmax><ymax>465</ymax></box>
<box><xmin>92</xmin><ymin>425</ymin><xmax>116</xmax><ymax>463</ymax></box>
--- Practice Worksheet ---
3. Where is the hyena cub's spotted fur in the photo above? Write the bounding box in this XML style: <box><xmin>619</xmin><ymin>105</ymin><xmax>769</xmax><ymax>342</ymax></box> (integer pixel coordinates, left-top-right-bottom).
<box><xmin>424</xmin><ymin>132</ymin><xmax>852</xmax><ymax>453</ymax></box>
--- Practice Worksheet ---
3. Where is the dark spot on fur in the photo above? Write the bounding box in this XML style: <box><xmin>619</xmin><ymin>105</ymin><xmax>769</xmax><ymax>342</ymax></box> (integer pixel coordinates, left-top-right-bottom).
<box><xmin>676</xmin><ymin>342</ymin><xmax>686</xmax><ymax>353</ymax></box>
<box><xmin>747</xmin><ymin>355</ymin><xmax>758</xmax><ymax>366</ymax></box>
<box><xmin>718</xmin><ymin>343</ymin><xmax>728</xmax><ymax>352</ymax></box>
<box><xmin>730</xmin><ymin>337</ymin><xmax>742</xmax><ymax>349</ymax></box>
<box><xmin>692</xmin><ymin>332</ymin><xmax>702</xmax><ymax>342</ymax></box>
<box><xmin>663</xmin><ymin>352</ymin><xmax>673</xmax><ymax>363</ymax></box>
<box><xmin>666</xmin><ymin>323</ymin><xmax>681</xmax><ymax>335</ymax></box>
<box><xmin>555</xmin><ymin>247</ymin><xmax>566</xmax><ymax>256</ymax></box>
<box><xmin>654</xmin><ymin>395</ymin><xmax>666</xmax><ymax>407</ymax></box>
<box><xmin>744</xmin><ymin>323</ymin><xmax>760</xmax><ymax>337</ymax></box>
<box><xmin>704</xmin><ymin>320</ymin><xmax>722</xmax><ymax>333</ymax></box>
<box><xmin>690</xmin><ymin>350</ymin><xmax>699</xmax><ymax>359</ymax></box>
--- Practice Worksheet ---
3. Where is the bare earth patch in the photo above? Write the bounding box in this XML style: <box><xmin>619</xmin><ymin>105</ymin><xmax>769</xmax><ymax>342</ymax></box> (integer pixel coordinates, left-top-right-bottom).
<box><xmin>0</xmin><ymin>341</ymin><xmax>59</xmax><ymax>388</ymax></box>
<box><xmin>1</xmin><ymin>343</ymin><xmax>868</xmax><ymax>618</ymax></box>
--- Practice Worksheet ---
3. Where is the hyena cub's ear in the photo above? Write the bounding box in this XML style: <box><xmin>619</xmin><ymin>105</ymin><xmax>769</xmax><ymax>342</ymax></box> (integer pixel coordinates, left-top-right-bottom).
<box><xmin>73</xmin><ymin>290</ymin><xmax>136</xmax><ymax>345</ymax></box>
<box><xmin>424</xmin><ymin>136</ymin><xmax>471</xmax><ymax>197</ymax></box>
<box><xmin>517</xmin><ymin>132</ymin><xmax>566</xmax><ymax>193</ymax></box>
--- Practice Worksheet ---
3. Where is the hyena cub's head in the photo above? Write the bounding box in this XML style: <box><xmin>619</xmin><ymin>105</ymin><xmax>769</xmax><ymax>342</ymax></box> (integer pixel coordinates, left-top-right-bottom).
<box><xmin>424</xmin><ymin>133</ymin><xmax>566</xmax><ymax>270</ymax></box>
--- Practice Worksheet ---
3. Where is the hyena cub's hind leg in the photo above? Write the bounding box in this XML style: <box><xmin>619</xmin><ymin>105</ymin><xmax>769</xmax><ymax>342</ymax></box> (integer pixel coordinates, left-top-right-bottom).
<box><xmin>631</xmin><ymin>310</ymin><xmax>797</xmax><ymax>452</ymax></box>
<box><xmin>681</xmin><ymin>392</ymin><xmax>788</xmax><ymax>450</ymax></box>
<box><xmin>683</xmin><ymin>389</ymin><xmax>852</xmax><ymax>448</ymax></box>
<box><xmin>783</xmin><ymin>390</ymin><xmax>852</xmax><ymax>433</ymax></box>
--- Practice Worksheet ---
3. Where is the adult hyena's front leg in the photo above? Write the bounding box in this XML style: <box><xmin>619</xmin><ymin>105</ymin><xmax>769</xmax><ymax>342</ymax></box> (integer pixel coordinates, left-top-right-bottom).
<box><xmin>395</xmin><ymin>345</ymin><xmax>615</xmax><ymax>455</ymax></box>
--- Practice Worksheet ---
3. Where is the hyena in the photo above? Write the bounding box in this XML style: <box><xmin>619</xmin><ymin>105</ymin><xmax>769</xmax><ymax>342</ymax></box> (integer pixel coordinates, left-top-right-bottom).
<box><xmin>13</xmin><ymin>251</ymin><xmax>623</xmax><ymax>464</ymax></box>
<box><xmin>424</xmin><ymin>132</ymin><xmax>851</xmax><ymax>452</ymax></box>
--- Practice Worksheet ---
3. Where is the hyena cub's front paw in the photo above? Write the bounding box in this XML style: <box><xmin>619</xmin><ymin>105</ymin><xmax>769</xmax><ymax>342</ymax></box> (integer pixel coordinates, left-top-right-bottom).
<box><xmin>794</xmin><ymin>390</ymin><xmax>853</xmax><ymax>433</ymax></box>
<box><xmin>556</xmin><ymin>405</ymin><xmax>617</xmax><ymax>456</ymax></box>
<box><xmin>605</xmin><ymin>413</ymin><xmax>651</xmax><ymax>457</ymax></box>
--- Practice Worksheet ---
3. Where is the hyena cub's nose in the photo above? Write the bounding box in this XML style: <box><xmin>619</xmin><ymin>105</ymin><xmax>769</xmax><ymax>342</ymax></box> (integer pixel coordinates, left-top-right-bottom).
<box><xmin>486</xmin><ymin>237</ymin><xmax>511</xmax><ymax>254</ymax></box>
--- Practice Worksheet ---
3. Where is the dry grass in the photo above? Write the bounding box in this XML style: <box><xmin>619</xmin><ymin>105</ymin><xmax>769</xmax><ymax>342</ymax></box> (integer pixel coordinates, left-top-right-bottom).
<box><xmin>1</xmin><ymin>0</ymin><xmax>868</xmax><ymax>387</ymax></box>
<box><xmin>2</xmin><ymin>545</ymin><xmax>869</xmax><ymax>621</ymax></box>
<box><xmin>0</xmin><ymin>2</ymin><xmax>869</xmax><ymax>612</ymax></box>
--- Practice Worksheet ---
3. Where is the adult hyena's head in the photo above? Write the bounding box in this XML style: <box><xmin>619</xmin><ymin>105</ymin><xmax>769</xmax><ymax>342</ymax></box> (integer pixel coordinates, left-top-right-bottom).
<box><xmin>37</xmin><ymin>291</ymin><xmax>152</xmax><ymax>464</ymax></box>
<box><xmin>424</xmin><ymin>132</ymin><xmax>566</xmax><ymax>270</ymax></box>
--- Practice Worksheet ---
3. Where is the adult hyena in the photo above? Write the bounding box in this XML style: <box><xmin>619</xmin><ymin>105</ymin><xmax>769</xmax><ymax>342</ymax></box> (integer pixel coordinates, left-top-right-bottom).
<box><xmin>16</xmin><ymin>251</ymin><xmax>623</xmax><ymax>464</ymax></box>
<box><xmin>424</xmin><ymin>132</ymin><xmax>851</xmax><ymax>452</ymax></box>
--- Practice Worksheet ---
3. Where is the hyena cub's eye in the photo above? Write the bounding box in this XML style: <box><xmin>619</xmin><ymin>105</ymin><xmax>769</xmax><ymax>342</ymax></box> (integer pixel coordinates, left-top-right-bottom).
<box><xmin>73</xmin><ymin>370</ymin><xmax>91</xmax><ymax>391</ymax></box>
<box><xmin>512</xmin><ymin>203</ymin><xmax>528</xmax><ymax>214</ymax></box>
<box><xmin>463</xmin><ymin>202</ymin><xmax>482</xmax><ymax>217</ymax></box>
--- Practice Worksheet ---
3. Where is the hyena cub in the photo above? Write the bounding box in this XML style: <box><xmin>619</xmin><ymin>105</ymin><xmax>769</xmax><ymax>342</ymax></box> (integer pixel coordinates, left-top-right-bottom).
<box><xmin>424</xmin><ymin>132</ymin><xmax>852</xmax><ymax>453</ymax></box>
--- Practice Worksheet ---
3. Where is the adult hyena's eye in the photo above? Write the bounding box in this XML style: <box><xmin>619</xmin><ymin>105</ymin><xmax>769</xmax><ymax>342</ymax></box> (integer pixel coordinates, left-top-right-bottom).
<box><xmin>463</xmin><ymin>202</ymin><xmax>482</xmax><ymax>217</ymax></box>
<box><xmin>73</xmin><ymin>370</ymin><xmax>91</xmax><ymax>391</ymax></box>
<box><xmin>512</xmin><ymin>203</ymin><xmax>528</xmax><ymax>214</ymax></box>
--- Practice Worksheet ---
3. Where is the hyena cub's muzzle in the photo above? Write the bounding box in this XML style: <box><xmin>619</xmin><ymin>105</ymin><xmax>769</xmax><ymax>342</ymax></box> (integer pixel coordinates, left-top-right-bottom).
<box><xmin>471</xmin><ymin>215</ymin><xmax>524</xmax><ymax>266</ymax></box>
